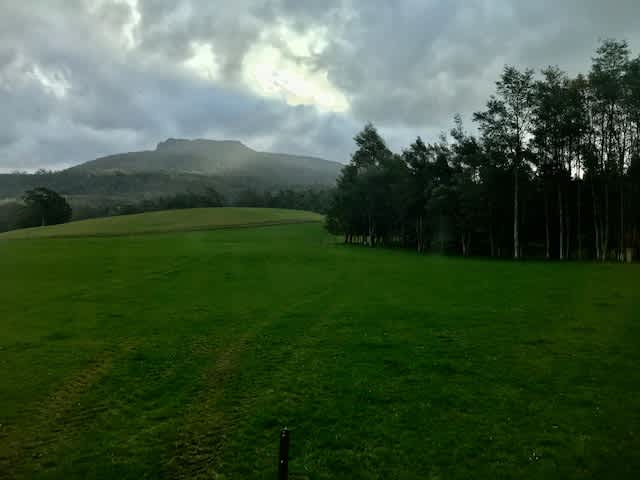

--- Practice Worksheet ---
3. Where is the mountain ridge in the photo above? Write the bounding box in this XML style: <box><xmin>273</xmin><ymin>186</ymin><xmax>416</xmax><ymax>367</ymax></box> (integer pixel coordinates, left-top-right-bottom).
<box><xmin>67</xmin><ymin>138</ymin><xmax>342</xmax><ymax>185</ymax></box>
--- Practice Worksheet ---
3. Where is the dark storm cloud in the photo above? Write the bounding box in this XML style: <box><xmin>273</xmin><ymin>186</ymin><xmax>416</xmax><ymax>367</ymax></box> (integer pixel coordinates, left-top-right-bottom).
<box><xmin>1</xmin><ymin>0</ymin><xmax>639</xmax><ymax>171</ymax></box>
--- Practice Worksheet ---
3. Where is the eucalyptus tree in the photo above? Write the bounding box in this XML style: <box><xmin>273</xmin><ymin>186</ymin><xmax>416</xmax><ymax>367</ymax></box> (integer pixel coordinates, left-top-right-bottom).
<box><xmin>588</xmin><ymin>39</ymin><xmax>631</xmax><ymax>260</ymax></box>
<box><xmin>402</xmin><ymin>137</ymin><xmax>433</xmax><ymax>252</ymax></box>
<box><xmin>474</xmin><ymin>66</ymin><xmax>536</xmax><ymax>259</ymax></box>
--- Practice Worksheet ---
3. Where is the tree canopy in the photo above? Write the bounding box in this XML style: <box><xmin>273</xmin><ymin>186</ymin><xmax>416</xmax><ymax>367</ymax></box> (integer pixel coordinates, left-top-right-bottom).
<box><xmin>327</xmin><ymin>39</ymin><xmax>640</xmax><ymax>262</ymax></box>
<box><xmin>21</xmin><ymin>188</ymin><xmax>72</xmax><ymax>227</ymax></box>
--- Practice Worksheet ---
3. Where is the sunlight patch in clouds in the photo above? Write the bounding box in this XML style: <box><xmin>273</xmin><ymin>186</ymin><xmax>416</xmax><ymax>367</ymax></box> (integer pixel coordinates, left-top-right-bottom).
<box><xmin>0</xmin><ymin>52</ymin><xmax>70</xmax><ymax>99</ymax></box>
<box><xmin>30</xmin><ymin>65</ymin><xmax>71</xmax><ymax>99</ymax></box>
<box><xmin>119</xmin><ymin>0</ymin><xmax>141</xmax><ymax>49</ymax></box>
<box><xmin>184</xmin><ymin>41</ymin><xmax>221</xmax><ymax>81</ymax></box>
<box><xmin>86</xmin><ymin>0</ymin><xmax>141</xmax><ymax>49</ymax></box>
<box><xmin>242</xmin><ymin>24</ymin><xmax>349</xmax><ymax>113</ymax></box>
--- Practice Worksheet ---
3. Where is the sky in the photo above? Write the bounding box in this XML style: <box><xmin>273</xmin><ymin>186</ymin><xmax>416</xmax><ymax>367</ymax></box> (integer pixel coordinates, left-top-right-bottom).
<box><xmin>1</xmin><ymin>0</ymin><xmax>640</xmax><ymax>172</ymax></box>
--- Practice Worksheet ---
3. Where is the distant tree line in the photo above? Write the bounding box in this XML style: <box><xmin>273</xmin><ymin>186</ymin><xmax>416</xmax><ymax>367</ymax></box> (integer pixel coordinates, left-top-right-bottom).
<box><xmin>1</xmin><ymin>188</ymin><xmax>226</xmax><ymax>232</ymax></box>
<box><xmin>0</xmin><ymin>188</ymin><xmax>72</xmax><ymax>231</ymax></box>
<box><xmin>326</xmin><ymin>39</ymin><xmax>640</xmax><ymax>261</ymax></box>
<box><xmin>70</xmin><ymin>187</ymin><xmax>331</xmax><ymax>220</ymax></box>
<box><xmin>90</xmin><ymin>188</ymin><xmax>226</xmax><ymax>217</ymax></box>
<box><xmin>0</xmin><ymin>169</ymin><xmax>336</xmax><ymax>204</ymax></box>
<box><xmin>233</xmin><ymin>188</ymin><xmax>333</xmax><ymax>214</ymax></box>
<box><xmin>1</xmin><ymin>185</ymin><xmax>333</xmax><ymax>233</ymax></box>
<box><xmin>0</xmin><ymin>170</ymin><xmax>235</xmax><ymax>199</ymax></box>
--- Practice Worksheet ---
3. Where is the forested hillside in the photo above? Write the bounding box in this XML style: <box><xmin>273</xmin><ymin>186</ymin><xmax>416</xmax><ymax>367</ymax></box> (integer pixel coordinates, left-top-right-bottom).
<box><xmin>0</xmin><ymin>139</ymin><xmax>339</xmax><ymax>231</ymax></box>
<box><xmin>67</xmin><ymin>138</ymin><xmax>341</xmax><ymax>185</ymax></box>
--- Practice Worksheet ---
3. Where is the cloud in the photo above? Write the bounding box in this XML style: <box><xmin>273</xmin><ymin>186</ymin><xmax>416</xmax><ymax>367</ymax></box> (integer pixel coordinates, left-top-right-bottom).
<box><xmin>1</xmin><ymin>0</ymin><xmax>639</xmax><ymax>171</ymax></box>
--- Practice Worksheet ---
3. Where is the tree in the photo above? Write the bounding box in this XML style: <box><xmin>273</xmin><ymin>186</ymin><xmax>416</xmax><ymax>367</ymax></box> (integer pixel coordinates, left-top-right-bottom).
<box><xmin>21</xmin><ymin>188</ymin><xmax>72</xmax><ymax>227</ymax></box>
<box><xmin>326</xmin><ymin>164</ymin><xmax>363</xmax><ymax>243</ymax></box>
<box><xmin>450</xmin><ymin>115</ymin><xmax>484</xmax><ymax>256</ymax></box>
<box><xmin>532</xmin><ymin>66</ymin><xmax>587</xmax><ymax>260</ymax></box>
<box><xmin>0</xmin><ymin>201</ymin><xmax>23</xmax><ymax>232</ymax></box>
<box><xmin>624</xmin><ymin>55</ymin><xmax>640</xmax><ymax>257</ymax></box>
<box><xmin>589</xmin><ymin>39</ymin><xmax>631</xmax><ymax>260</ymax></box>
<box><xmin>474</xmin><ymin>66</ymin><xmax>536</xmax><ymax>259</ymax></box>
<box><xmin>533</xmin><ymin>66</ymin><xmax>565</xmax><ymax>259</ymax></box>
<box><xmin>326</xmin><ymin>39</ymin><xmax>640</xmax><ymax>262</ymax></box>
<box><xmin>351</xmin><ymin>123</ymin><xmax>393</xmax><ymax>246</ymax></box>
<box><xmin>402</xmin><ymin>137</ymin><xmax>434</xmax><ymax>252</ymax></box>
<box><xmin>564</xmin><ymin>74</ymin><xmax>590</xmax><ymax>259</ymax></box>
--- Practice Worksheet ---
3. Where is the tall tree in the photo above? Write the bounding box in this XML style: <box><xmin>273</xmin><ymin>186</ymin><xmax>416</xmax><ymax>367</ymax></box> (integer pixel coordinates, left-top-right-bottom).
<box><xmin>624</xmin><ymin>55</ymin><xmax>640</xmax><ymax>256</ymax></box>
<box><xmin>326</xmin><ymin>123</ymin><xmax>394</xmax><ymax>245</ymax></box>
<box><xmin>326</xmin><ymin>39</ymin><xmax>640</xmax><ymax>263</ymax></box>
<box><xmin>589</xmin><ymin>39</ymin><xmax>630</xmax><ymax>260</ymax></box>
<box><xmin>450</xmin><ymin>115</ymin><xmax>484</xmax><ymax>256</ymax></box>
<box><xmin>474</xmin><ymin>66</ymin><xmax>536</xmax><ymax>259</ymax></box>
<box><xmin>534</xmin><ymin>66</ymin><xmax>567</xmax><ymax>258</ymax></box>
<box><xmin>21</xmin><ymin>187</ymin><xmax>72</xmax><ymax>227</ymax></box>
<box><xmin>564</xmin><ymin>74</ymin><xmax>590</xmax><ymax>259</ymax></box>
<box><xmin>402</xmin><ymin>137</ymin><xmax>434</xmax><ymax>252</ymax></box>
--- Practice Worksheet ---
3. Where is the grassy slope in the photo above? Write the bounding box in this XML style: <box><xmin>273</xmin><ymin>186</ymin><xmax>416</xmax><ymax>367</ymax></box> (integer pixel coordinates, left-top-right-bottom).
<box><xmin>1</xmin><ymin>223</ymin><xmax>639</xmax><ymax>479</ymax></box>
<box><xmin>0</xmin><ymin>207</ymin><xmax>322</xmax><ymax>239</ymax></box>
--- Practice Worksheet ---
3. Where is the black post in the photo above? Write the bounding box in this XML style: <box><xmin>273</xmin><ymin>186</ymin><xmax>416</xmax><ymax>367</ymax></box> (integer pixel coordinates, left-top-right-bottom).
<box><xmin>278</xmin><ymin>427</ymin><xmax>290</xmax><ymax>480</ymax></box>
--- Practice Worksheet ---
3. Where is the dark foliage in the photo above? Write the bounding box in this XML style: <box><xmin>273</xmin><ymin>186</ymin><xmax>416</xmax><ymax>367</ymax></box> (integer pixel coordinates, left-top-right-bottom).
<box><xmin>110</xmin><ymin>188</ymin><xmax>226</xmax><ymax>216</ymax></box>
<box><xmin>326</xmin><ymin>40</ymin><xmax>640</xmax><ymax>261</ymax></box>
<box><xmin>233</xmin><ymin>188</ymin><xmax>333</xmax><ymax>214</ymax></box>
<box><xmin>19</xmin><ymin>187</ymin><xmax>72</xmax><ymax>228</ymax></box>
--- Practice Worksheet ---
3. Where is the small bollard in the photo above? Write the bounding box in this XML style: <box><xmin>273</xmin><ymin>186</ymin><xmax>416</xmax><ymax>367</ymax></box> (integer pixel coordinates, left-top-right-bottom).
<box><xmin>278</xmin><ymin>427</ymin><xmax>290</xmax><ymax>480</ymax></box>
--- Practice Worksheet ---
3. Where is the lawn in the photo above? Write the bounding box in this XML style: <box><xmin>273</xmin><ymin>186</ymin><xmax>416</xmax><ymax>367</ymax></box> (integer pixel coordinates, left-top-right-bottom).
<box><xmin>0</xmin><ymin>207</ymin><xmax>322</xmax><ymax>239</ymax></box>
<box><xmin>1</xmin><ymin>212</ymin><xmax>639</xmax><ymax>479</ymax></box>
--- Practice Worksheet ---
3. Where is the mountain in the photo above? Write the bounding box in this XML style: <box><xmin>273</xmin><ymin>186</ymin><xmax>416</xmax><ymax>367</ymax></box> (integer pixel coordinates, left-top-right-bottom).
<box><xmin>68</xmin><ymin>138</ymin><xmax>342</xmax><ymax>186</ymax></box>
<box><xmin>0</xmin><ymin>139</ymin><xmax>342</xmax><ymax>226</ymax></box>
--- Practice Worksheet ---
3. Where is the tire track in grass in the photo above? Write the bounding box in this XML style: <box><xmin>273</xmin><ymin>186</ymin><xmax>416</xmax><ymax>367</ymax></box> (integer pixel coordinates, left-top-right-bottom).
<box><xmin>0</xmin><ymin>340</ymin><xmax>137</xmax><ymax>479</ymax></box>
<box><xmin>164</xmin><ymin>289</ymin><xmax>335</xmax><ymax>480</ymax></box>
<box><xmin>213</xmin><ymin>293</ymin><xmax>346</xmax><ymax>479</ymax></box>
<box><xmin>165</xmin><ymin>336</ymin><xmax>250</xmax><ymax>479</ymax></box>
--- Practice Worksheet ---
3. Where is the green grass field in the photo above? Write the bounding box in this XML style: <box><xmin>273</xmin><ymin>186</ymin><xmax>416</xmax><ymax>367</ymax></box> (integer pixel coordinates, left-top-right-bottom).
<box><xmin>1</xmin><ymin>208</ymin><xmax>639</xmax><ymax>479</ymax></box>
<box><xmin>0</xmin><ymin>207</ymin><xmax>322</xmax><ymax>239</ymax></box>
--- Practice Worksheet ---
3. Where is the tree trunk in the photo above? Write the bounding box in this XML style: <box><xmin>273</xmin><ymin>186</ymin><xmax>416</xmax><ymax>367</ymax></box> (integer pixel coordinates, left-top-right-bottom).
<box><xmin>489</xmin><ymin>223</ymin><xmax>495</xmax><ymax>257</ymax></box>
<box><xmin>577</xmin><ymin>179</ymin><xmax>582</xmax><ymax>260</ymax></box>
<box><xmin>620</xmin><ymin>185</ymin><xmax>624</xmax><ymax>262</ymax></box>
<box><xmin>462</xmin><ymin>232</ymin><xmax>472</xmax><ymax>257</ymax></box>
<box><xmin>618</xmin><ymin>126</ymin><xmax>627</xmax><ymax>262</ymax></box>
<box><xmin>544</xmin><ymin>186</ymin><xmax>550</xmax><ymax>260</ymax></box>
<box><xmin>566</xmin><ymin>195</ymin><xmax>571</xmax><ymax>261</ymax></box>
<box><xmin>604</xmin><ymin>182</ymin><xmax>610</xmax><ymax>261</ymax></box>
<box><xmin>513</xmin><ymin>166</ymin><xmax>520</xmax><ymax>259</ymax></box>
<box><xmin>559</xmin><ymin>184</ymin><xmax>564</xmax><ymax>260</ymax></box>
<box><xmin>592</xmin><ymin>181</ymin><xmax>600</xmax><ymax>261</ymax></box>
